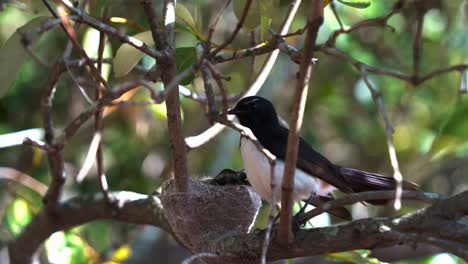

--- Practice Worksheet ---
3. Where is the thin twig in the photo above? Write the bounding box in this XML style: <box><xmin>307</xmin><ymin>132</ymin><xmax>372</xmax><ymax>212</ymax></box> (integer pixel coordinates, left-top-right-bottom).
<box><xmin>42</xmin><ymin>0</ymin><xmax>110</xmax><ymax>91</ymax></box>
<box><xmin>62</xmin><ymin>1</ymin><xmax>86</xmax><ymax>59</ymax></box>
<box><xmin>75</xmin><ymin>132</ymin><xmax>101</xmax><ymax>182</ymax></box>
<box><xmin>212</xmin><ymin>40</ymin><xmax>278</xmax><ymax>64</ymax></box>
<box><xmin>270</xmin><ymin>29</ymin><xmax>304</xmax><ymax>64</ymax></box>
<box><xmin>329</xmin><ymin>1</ymin><xmax>344</xmax><ymax>30</ymax></box>
<box><xmin>360</xmin><ymin>69</ymin><xmax>403</xmax><ymax>210</ymax></box>
<box><xmin>60</xmin><ymin>3</ymin><xmax>162</xmax><ymax>59</ymax></box>
<box><xmin>210</xmin><ymin>0</ymin><xmax>233</xmax><ymax>38</ymax></box>
<box><xmin>325</xmin><ymin>0</ymin><xmax>403</xmax><ymax>47</ymax></box>
<box><xmin>95</xmin><ymin>9</ymin><xmax>113</xmax><ymax>203</ymax></box>
<box><xmin>63</xmin><ymin>62</ymin><xmax>94</xmax><ymax>105</ymax></box>
<box><xmin>182</xmin><ymin>253</ymin><xmax>219</xmax><ymax>264</ymax></box>
<box><xmin>416</xmin><ymin>64</ymin><xmax>468</xmax><ymax>85</ymax></box>
<box><xmin>23</xmin><ymin>137</ymin><xmax>54</xmax><ymax>153</ymax></box>
<box><xmin>185</xmin><ymin>0</ymin><xmax>301</xmax><ymax>149</ymax></box>
<box><xmin>21</xmin><ymin>17</ymin><xmax>72</xmax><ymax>45</ymax></box>
<box><xmin>0</xmin><ymin>167</ymin><xmax>48</xmax><ymax>197</ymax></box>
<box><xmin>298</xmin><ymin>190</ymin><xmax>446</xmax><ymax>224</ymax></box>
<box><xmin>200</xmin><ymin>41</ymin><xmax>216</xmax><ymax>118</ymax></box>
<box><xmin>208</xmin><ymin>0</ymin><xmax>253</xmax><ymax>57</ymax></box>
<box><xmin>179</xmin><ymin>84</ymin><xmax>238</xmax><ymax>105</ymax></box>
<box><xmin>55</xmin><ymin>80</ymin><xmax>147</xmax><ymax>147</ymax></box>
<box><xmin>278</xmin><ymin>0</ymin><xmax>323</xmax><ymax>245</ymax></box>
<box><xmin>320</xmin><ymin>46</ymin><xmax>468</xmax><ymax>85</ymax></box>
<box><xmin>201</xmin><ymin>62</ymin><xmax>217</xmax><ymax>123</ymax></box>
<box><xmin>23</xmin><ymin>45</ymin><xmax>49</xmax><ymax>68</ymax></box>
<box><xmin>207</xmin><ymin>63</ymin><xmax>230</xmax><ymax>115</ymax></box>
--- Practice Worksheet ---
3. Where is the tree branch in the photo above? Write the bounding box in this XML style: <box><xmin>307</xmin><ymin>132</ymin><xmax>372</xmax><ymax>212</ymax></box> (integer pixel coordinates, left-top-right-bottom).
<box><xmin>279</xmin><ymin>0</ymin><xmax>323</xmax><ymax>244</ymax></box>
<box><xmin>319</xmin><ymin>47</ymin><xmax>468</xmax><ymax>85</ymax></box>
<box><xmin>361</xmin><ymin>69</ymin><xmax>403</xmax><ymax>210</ymax></box>
<box><xmin>140</xmin><ymin>0</ymin><xmax>188</xmax><ymax>192</ymax></box>
<box><xmin>218</xmin><ymin>190</ymin><xmax>468</xmax><ymax>262</ymax></box>
<box><xmin>59</xmin><ymin>3</ymin><xmax>163</xmax><ymax>59</ymax></box>
<box><xmin>325</xmin><ymin>0</ymin><xmax>403</xmax><ymax>47</ymax></box>
<box><xmin>40</xmin><ymin>61</ymin><xmax>66</xmax><ymax>213</ymax></box>
<box><xmin>8</xmin><ymin>185</ymin><xmax>468</xmax><ymax>264</ymax></box>
<box><xmin>208</xmin><ymin>0</ymin><xmax>253</xmax><ymax>57</ymax></box>
<box><xmin>298</xmin><ymin>190</ymin><xmax>446</xmax><ymax>224</ymax></box>
<box><xmin>42</xmin><ymin>0</ymin><xmax>110</xmax><ymax>91</ymax></box>
<box><xmin>8</xmin><ymin>191</ymin><xmax>170</xmax><ymax>264</ymax></box>
<box><xmin>184</xmin><ymin>0</ymin><xmax>301</xmax><ymax>149</ymax></box>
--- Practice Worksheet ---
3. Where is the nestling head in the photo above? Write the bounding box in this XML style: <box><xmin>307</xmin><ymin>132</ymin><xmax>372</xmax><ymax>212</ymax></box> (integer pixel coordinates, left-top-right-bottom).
<box><xmin>227</xmin><ymin>96</ymin><xmax>279</xmax><ymax>129</ymax></box>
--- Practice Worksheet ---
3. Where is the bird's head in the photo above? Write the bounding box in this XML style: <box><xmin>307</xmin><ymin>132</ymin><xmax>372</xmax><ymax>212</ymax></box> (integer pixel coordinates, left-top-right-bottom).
<box><xmin>227</xmin><ymin>96</ymin><xmax>279</xmax><ymax>129</ymax></box>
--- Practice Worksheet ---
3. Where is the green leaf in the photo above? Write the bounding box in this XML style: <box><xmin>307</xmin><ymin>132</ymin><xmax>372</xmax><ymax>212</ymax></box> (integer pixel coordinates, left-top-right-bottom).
<box><xmin>175</xmin><ymin>21</ymin><xmax>194</xmax><ymax>34</ymax></box>
<box><xmin>175</xmin><ymin>3</ymin><xmax>196</xmax><ymax>33</ymax></box>
<box><xmin>4</xmin><ymin>198</ymin><xmax>33</xmax><ymax>236</ymax></box>
<box><xmin>150</xmin><ymin>101</ymin><xmax>185</xmax><ymax>121</ymax></box>
<box><xmin>77</xmin><ymin>221</ymin><xmax>111</xmax><ymax>252</ymax></box>
<box><xmin>337</xmin><ymin>0</ymin><xmax>371</xmax><ymax>9</ymax></box>
<box><xmin>259</xmin><ymin>0</ymin><xmax>279</xmax><ymax>40</ymax></box>
<box><xmin>45</xmin><ymin>231</ymin><xmax>95</xmax><ymax>264</ymax></box>
<box><xmin>233</xmin><ymin>0</ymin><xmax>279</xmax><ymax>33</ymax></box>
<box><xmin>0</xmin><ymin>16</ymin><xmax>48</xmax><ymax>98</ymax></box>
<box><xmin>82</xmin><ymin>27</ymin><xmax>113</xmax><ymax>81</ymax></box>
<box><xmin>175</xmin><ymin>3</ymin><xmax>204</xmax><ymax>40</ymax></box>
<box><xmin>260</xmin><ymin>16</ymin><xmax>270</xmax><ymax>40</ymax></box>
<box><xmin>150</xmin><ymin>102</ymin><xmax>168</xmax><ymax>120</ymax></box>
<box><xmin>113</xmin><ymin>31</ymin><xmax>154</xmax><ymax>77</ymax></box>
<box><xmin>429</xmin><ymin>97</ymin><xmax>468</xmax><ymax>159</ymax></box>
<box><xmin>325</xmin><ymin>249</ymin><xmax>381</xmax><ymax>264</ymax></box>
<box><xmin>252</xmin><ymin>203</ymin><xmax>271</xmax><ymax>229</ymax></box>
<box><xmin>175</xmin><ymin>47</ymin><xmax>196</xmax><ymax>85</ymax></box>
<box><xmin>146</xmin><ymin>82</ymin><xmax>184</xmax><ymax>120</ymax></box>
<box><xmin>233</xmin><ymin>0</ymin><xmax>261</xmax><ymax>29</ymax></box>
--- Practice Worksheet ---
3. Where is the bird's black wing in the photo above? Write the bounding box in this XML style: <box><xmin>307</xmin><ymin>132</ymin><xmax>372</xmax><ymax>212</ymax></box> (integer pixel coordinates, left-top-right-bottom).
<box><xmin>258</xmin><ymin>125</ymin><xmax>419</xmax><ymax>197</ymax></box>
<box><xmin>296</xmin><ymin>137</ymin><xmax>420</xmax><ymax>194</ymax></box>
<box><xmin>258</xmin><ymin>125</ymin><xmax>354</xmax><ymax>193</ymax></box>
<box><xmin>296</xmin><ymin>136</ymin><xmax>354</xmax><ymax>193</ymax></box>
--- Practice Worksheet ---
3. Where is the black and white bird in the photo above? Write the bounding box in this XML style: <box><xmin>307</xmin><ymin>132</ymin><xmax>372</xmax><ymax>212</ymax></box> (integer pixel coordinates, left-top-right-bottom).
<box><xmin>227</xmin><ymin>96</ymin><xmax>418</xmax><ymax>208</ymax></box>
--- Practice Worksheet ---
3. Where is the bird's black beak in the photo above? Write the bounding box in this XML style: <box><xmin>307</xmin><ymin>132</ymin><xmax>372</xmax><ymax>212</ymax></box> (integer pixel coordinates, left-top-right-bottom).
<box><xmin>227</xmin><ymin>108</ymin><xmax>241</xmax><ymax>115</ymax></box>
<box><xmin>227</xmin><ymin>108</ymin><xmax>249</xmax><ymax>115</ymax></box>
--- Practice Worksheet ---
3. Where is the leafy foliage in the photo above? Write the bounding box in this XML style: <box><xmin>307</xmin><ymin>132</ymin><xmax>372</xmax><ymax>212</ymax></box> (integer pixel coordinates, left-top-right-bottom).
<box><xmin>0</xmin><ymin>16</ymin><xmax>48</xmax><ymax>97</ymax></box>
<box><xmin>0</xmin><ymin>0</ymin><xmax>467</xmax><ymax>263</ymax></box>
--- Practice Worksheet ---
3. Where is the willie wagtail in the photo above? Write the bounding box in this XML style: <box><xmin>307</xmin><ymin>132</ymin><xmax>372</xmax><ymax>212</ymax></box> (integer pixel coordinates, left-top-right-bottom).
<box><xmin>227</xmin><ymin>96</ymin><xmax>418</xmax><ymax>207</ymax></box>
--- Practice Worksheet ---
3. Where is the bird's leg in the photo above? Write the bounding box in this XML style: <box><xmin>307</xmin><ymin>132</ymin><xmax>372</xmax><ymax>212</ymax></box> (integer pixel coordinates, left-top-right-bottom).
<box><xmin>292</xmin><ymin>192</ymin><xmax>316</xmax><ymax>231</ymax></box>
<box><xmin>296</xmin><ymin>192</ymin><xmax>316</xmax><ymax>219</ymax></box>
<box><xmin>297</xmin><ymin>199</ymin><xmax>311</xmax><ymax>217</ymax></box>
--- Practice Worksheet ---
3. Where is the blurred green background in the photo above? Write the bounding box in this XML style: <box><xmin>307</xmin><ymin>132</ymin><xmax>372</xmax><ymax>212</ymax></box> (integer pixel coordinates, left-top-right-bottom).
<box><xmin>0</xmin><ymin>0</ymin><xmax>467</xmax><ymax>263</ymax></box>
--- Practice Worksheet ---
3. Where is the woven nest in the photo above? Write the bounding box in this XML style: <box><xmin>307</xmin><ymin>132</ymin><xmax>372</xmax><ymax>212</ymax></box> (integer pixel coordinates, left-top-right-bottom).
<box><xmin>160</xmin><ymin>177</ymin><xmax>262</xmax><ymax>253</ymax></box>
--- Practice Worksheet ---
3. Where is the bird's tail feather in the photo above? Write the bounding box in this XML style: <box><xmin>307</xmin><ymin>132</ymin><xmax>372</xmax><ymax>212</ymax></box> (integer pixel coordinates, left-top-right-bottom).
<box><xmin>337</xmin><ymin>166</ymin><xmax>419</xmax><ymax>204</ymax></box>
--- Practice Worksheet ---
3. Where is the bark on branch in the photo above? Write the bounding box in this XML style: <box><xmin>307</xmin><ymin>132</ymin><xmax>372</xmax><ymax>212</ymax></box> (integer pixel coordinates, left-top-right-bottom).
<box><xmin>8</xmin><ymin>184</ymin><xmax>468</xmax><ymax>264</ymax></box>
<box><xmin>8</xmin><ymin>191</ymin><xmax>170</xmax><ymax>264</ymax></box>
<box><xmin>140</xmin><ymin>0</ymin><xmax>188</xmax><ymax>192</ymax></box>
<box><xmin>279</xmin><ymin>0</ymin><xmax>323</xmax><ymax>244</ymax></box>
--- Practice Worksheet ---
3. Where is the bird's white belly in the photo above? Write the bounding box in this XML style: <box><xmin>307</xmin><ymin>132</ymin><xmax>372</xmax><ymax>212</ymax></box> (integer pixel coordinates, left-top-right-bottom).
<box><xmin>240</xmin><ymin>137</ymin><xmax>323</xmax><ymax>205</ymax></box>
